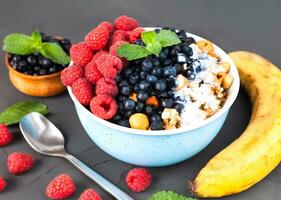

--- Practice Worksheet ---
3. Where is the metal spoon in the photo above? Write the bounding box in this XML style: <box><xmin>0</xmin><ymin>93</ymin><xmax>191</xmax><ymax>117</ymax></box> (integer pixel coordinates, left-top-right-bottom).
<box><xmin>19</xmin><ymin>112</ymin><xmax>134</xmax><ymax>200</ymax></box>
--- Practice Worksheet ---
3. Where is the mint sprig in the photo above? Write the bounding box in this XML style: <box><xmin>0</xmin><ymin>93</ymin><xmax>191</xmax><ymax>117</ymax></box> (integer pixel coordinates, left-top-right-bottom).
<box><xmin>117</xmin><ymin>29</ymin><xmax>181</xmax><ymax>61</ymax></box>
<box><xmin>2</xmin><ymin>30</ymin><xmax>70</xmax><ymax>65</ymax></box>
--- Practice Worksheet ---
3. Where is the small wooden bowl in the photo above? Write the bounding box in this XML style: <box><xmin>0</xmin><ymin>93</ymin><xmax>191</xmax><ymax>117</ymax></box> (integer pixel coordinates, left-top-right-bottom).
<box><xmin>5</xmin><ymin>53</ymin><xmax>66</xmax><ymax>97</ymax></box>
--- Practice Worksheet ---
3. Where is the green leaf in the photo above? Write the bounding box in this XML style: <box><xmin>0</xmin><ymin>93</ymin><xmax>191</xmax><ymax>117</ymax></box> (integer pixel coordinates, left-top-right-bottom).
<box><xmin>0</xmin><ymin>101</ymin><xmax>48</xmax><ymax>126</ymax></box>
<box><xmin>2</xmin><ymin>33</ymin><xmax>35</xmax><ymax>55</ymax></box>
<box><xmin>146</xmin><ymin>41</ymin><xmax>161</xmax><ymax>56</ymax></box>
<box><xmin>149</xmin><ymin>191</ymin><xmax>197</xmax><ymax>200</ymax></box>
<box><xmin>156</xmin><ymin>30</ymin><xmax>181</xmax><ymax>47</ymax></box>
<box><xmin>117</xmin><ymin>44</ymin><xmax>151</xmax><ymax>61</ymax></box>
<box><xmin>31</xmin><ymin>29</ymin><xmax>42</xmax><ymax>49</ymax></box>
<box><xmin>40</xmin><ymin>42</ymin><xmax>70</xmax><ymax>65</ymax></box>
<box><xmin>141</xmin><ymin>30</ymin><xmax>156</xmax><ymax>46</ymax></box>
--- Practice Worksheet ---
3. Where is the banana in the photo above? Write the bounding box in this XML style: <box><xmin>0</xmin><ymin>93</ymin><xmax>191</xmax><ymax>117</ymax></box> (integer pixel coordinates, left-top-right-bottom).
<box><xmin>188</xmin><ymin>51</ymin><xmax>281</xmax><ymax>197</ymax></box>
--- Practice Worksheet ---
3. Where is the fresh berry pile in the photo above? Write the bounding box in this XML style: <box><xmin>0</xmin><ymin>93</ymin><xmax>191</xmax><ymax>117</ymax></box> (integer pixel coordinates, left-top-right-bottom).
<box><xmin>62</xmin><ymin>16</ymin><xmax>201</xmax><ymax>130</ymax></box>
<box><xmin>8</xmin><ymin>33</ymin><xmax>71</xmax><ymax>76</ymax></box>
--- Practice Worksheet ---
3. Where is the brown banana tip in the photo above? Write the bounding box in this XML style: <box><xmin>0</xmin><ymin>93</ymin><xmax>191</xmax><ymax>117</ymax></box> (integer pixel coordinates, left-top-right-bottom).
<box><xmin>187</xmin><ymin>180</ymin><xmax>196</xmax><ymax>196</ymax></box>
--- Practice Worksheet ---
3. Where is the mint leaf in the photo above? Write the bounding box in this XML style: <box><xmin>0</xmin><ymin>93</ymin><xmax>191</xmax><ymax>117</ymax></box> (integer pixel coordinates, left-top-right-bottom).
<box><xmin>2</xmin><ymin>33</ymin><xmax>35</xmax><ymax>55</ymax></box>
<box><xmin>141</xmin><ymin>31</ymin><xmax>156</xmax><ymax>46</ymax></box>
<box><xmin>31</xmin><ymin>29</ymin><xmax>42</xmax><ymax>49</ymax></box>
<box><xmin>149</xmin><ymin>191</ymin><xmax>197</xmax><ymax>200</ymax></box>
<box><xmin>0</xmin><ymin>101</ymin><xmax>48</xmax><ymax>126</ymax></box>
<box><xmin>40</xmin><ymin>42</ymin><xmax>70</xmax><ymax>65</ymax></box>
<box><xmin>156</xmin><ymin>30</ymin><xmax>181</xmax><ymax>47</ymax></box>
<box><xmin>117</xmin><ymin>44</ymin><xmax>151</xmax><ymax>61</ymax></box>
<box><xmin>146</xmin><ymin>41</ymin><xmax>161</xmax><ymax>56</ymax></box>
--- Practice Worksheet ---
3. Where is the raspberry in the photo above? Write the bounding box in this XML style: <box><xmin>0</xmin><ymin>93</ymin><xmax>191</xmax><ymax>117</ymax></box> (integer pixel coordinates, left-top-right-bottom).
<box><xmin>129</xmin><ymin>27</ymin><xmax>144</xmax><ymax>43</ymax></box>
<box><xmin>0</xmin><ymin>176</ymin><xmax>7</xmax><ymax>192</ymax></box>
<box><xmin>85</xmin><ymin>26</ymin><xmax>109</xmax><ymax>50</ymax></box>
<box><xmin>109</xmin><ymin>41</ymin><xmax>128</xmax><ymax>57</ymax></box>
<box><xmin>78</xmin><ymin>188</ymin><xmax>102</xmax><ymax>200</ymax></box>
<box><xmin>46</xmin><ymin>174</ymin><xmax>76</xmax><ymax>200</ymax></box>
<box><xmin>114</xmin><ymin>15</ymin><xmax>138</xmax><ymax>31</ymax></box>
<box><xmin>92</xmin><ymin>50</ymin><xmax>108</xmax><ymax>62</ymax></box>
<box><xmin>126</xmin><ymin>168</ymin><xmax>152</xmax><ymax>192</ymax></box>
<box><xmin>90</xmin><ymin>95</ymin><xmax>117</xmax><ymax>120</ymax></box>
<box><xmin>96</xmin><ymin>77</ymin><xmax>118</xmax><ymax>97</ymax></box>
<box><xmin>110</xmin><ymin>30</ymin><xmax>129</xmax><ymax>45</ymax></box>
<box><xmin>70</xmin><ymin>42</ymin><xmax>93</xmax><ymax>66</ymax></box>
<box><xmin>85</xmin><ymin>61</ymin><xmax>102</xmax><ymax>84</ymax></box>
<box><xmin>61</xmin><ymin>65</ymin><xmax>84</xmax><ymax>86</ymax></box>
<box><xmin>98</xmin><ymin>21</ymin><xmax>115</xmax><ymax>35</ymax></box>
<box><xmin>95</xmin><ymin>54</ymin><xmax>123</xmax><ymax>79</ymax></box>
<box><xmin>7</xmin><ymin>152</ymin><xmax>34</xmax><ymax>175</ymax></box>
<box><xmin>71</xmin><ymin>78</ymin><xmax>94</xmax><ymax>105</ymax></box>
<box><xmin>0</xmin><ymin>124</ymin><xmax>13</xmax><ymax>147</ymax></box>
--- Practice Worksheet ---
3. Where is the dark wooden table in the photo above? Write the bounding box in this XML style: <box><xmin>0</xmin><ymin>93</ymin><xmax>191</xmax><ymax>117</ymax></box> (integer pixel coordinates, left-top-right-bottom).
<box><xmin>0</xmin><ymin>0</ymin><xmax>280</xmax><ymax>199</ymax></box>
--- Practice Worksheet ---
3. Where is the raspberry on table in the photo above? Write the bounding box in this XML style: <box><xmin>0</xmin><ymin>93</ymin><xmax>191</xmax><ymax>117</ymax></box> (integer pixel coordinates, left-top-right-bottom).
<box><xmin>7</xmin><ymin>152</ymin><xmax>34</xmax><ymax>175</ymax></box>
<box><xmin>110</xmin><ymin>30</ymin><xmax>129</xmax><ymax>45</ymax></box>
<box><xmin>70</xmin><ymin>42</ymin><xmax>93</xmax><ymax>66</ymax></box>
<box><xmin>90</xmin><ymin>95</ymin><xmax>117</xmax><ymax>120</ymax></box>
<box><xmin>129</xmin><ymin>27</ymin><xmax>144</xmax><ymax>43</ymax></box>
<box><xmin>85</xmin><ymin>26</ymin><xmax>109</xmax><ymax>50</ymax></box>
<box><xmin>114</xmin><ymin>15</ymin><xmax>138</xmax><ymax>31</ymax></box>
<box><xmin>78</xmin><ymin>188</ymin><xmax>102</xmax><ymax>200</ymax></box>
<box><xmin>71</xmin><ymin>78</ymin><xmax>94</xmax><ymax>105</ymax></box>
<box><xmin>98</xmin><ymin>21</ymin><xmax>115</xmax><ymax>34</ymax></box>
<box><xmin>109</xmin><ymin>41</ymin><xmax>128</xmax><ymax>57</ymax></box>
<box><xmin>85</xmin><ymin>60</ymin><xmax>102</xmax><ymax>84</ymax></box>
<box><xmin>96</xmin><ymin>77</ymin><xmax>118</xmax><ymax>97</ymax></box>
<box><xmin>0</xmin><ymin>175</ymin><xmax>7</xmax><ymax>192</ymax></box>
<box><xmin>45</xmin><ymin>174</ymin><xmax>76</xmax><ymax>200</ymax></box>
<box><xmin>61</xmin><ymin>65</ymin><xmax>84</xmax><ymax>86</ymax></box>
<box><xmin>0</xmin><ymin>124</ymin><xmax>13</xmax><ymax>147</ymax></box>
<box><xmin>126</xmin><ymin>168</ymin><xmax>152</xmax><ymax>192</ymax></box>
<box><xmin>95</xmin><ymin>54</ymin><xmax>123</xmax><ymax>79</ymax></box>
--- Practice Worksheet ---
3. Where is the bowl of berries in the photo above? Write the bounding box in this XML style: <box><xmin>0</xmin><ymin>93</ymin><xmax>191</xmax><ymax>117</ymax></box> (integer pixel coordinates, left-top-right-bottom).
<box><xmin>3</xmin><ymin>30</ymin><xmax>71</xmax><ymax>97</ymax></box>
<box><xmin>62</xmin><ymin>16</ymin><xmax>240</xmax><ymax>167</ymax></box>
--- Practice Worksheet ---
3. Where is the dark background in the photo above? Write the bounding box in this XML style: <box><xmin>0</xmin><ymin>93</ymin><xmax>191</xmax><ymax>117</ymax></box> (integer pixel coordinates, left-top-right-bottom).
<box><xmin>0</xmin><ymin>0</ymin><xmax>280</xmax><ymax>199</ymax></box>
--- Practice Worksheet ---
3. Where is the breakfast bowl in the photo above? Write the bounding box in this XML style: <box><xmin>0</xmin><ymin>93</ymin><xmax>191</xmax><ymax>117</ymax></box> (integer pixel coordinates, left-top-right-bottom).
<box><xmin>67</xmin><ymin>30</ymin><xmax>240</xmax><ymax>167</ymax></box>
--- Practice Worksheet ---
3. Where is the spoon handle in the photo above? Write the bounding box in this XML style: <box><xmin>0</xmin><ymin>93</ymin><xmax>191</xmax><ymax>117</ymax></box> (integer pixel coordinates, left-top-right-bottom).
<box><xmin>64</xmin><ymin>153</ymin><xmax>134</xmax><ymax>200</ymax></box>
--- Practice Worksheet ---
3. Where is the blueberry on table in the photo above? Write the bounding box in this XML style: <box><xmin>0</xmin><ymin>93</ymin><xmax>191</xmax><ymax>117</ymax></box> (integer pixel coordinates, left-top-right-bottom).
<box><xmin>155</xmin><ymin>80</ymin><xmax>167</xmax><ymax>91</ymax></box>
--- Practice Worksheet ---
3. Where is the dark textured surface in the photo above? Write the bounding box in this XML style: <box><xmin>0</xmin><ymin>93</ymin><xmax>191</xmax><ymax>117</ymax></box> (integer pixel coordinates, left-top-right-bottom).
<box><xmin>0</xmin><ymin>0</ymin><xmax>280</xmax><ymax>199</ymax></box>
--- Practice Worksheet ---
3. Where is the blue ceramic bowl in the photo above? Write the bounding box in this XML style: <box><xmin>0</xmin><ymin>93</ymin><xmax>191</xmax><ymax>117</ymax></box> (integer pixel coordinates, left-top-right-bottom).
<box><xmin>67</xmin><ymin>31</ymin><xmax>240</xmax><ymax>167</ymax></box>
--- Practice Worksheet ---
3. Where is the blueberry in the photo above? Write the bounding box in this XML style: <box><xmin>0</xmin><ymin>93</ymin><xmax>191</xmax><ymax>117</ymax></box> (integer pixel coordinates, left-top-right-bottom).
<box><xmin>186</xmin><ymin>37</ymin><xmax>196</xmax><ymax>45</ymax></box>
<box><xmin>12</xmin><ymin>55</ymin><xmax>22</xmax><ymax>62</ymax></box>
<box><xmin>49</xmin><ymin>66</ymin><xmax>57</xmax><ymax>74</ymax></box>
<box><xmin>121</xmin><ymin>85</ymin><xmax>132</xmax><ymax>96</ymax></box>
<box><xmin>134</xmin><ymin>84</ymin><xmax>140</xmax><ymax>92</ymax></box>
<box><xmin>34</xmin><ymin>66</ymin><xmax>41</xmax><ymax>72</ymax></box>
<box><xmin>175</xmin><ymin>64</ymin><xmax>184</xmax><ymax>73</ymax></box>
<box><xmin>142</xmin><ymin>59</ymin><xmax>154</xmax><ymax>72</ymax></box>
<box><xmin>163</xmin><ymin>59</ymin><xmax>172</xmax><ymax>66</ymax></box>
<box><xmin>155</xmin><ymin>28</ymin><xmax>161</xmax><ymax>34</ymax></box>
<box><xmin>62</xmin><ymin>43</ymin><xmax>72</xmax><ymax>52</ymax></box>
<box><xmin>59</xmin><ymin>38</ymin><xmax>71</xmax><ymax>45</ymax></box>
<box><xmin>135</xmin><ymin>39</ymin><xmax>145</xmax><ymax>46</ymax></box>
<box><xmin>118</xmin><ymin>119</ymin><xmax>130</xmax><ymax>127</ymax></box>
<box><xmin>39</xmin><ymin>68</ymin><xmax>48</xmax><ymax>75</ymax></box>
<box><xmin>27</xmin><ymin>55</ymin><xmax>37</xmax><ymax>66</ymax></box>
<box><xmin>187</xmin><ymin>73</ymin><xmax>196</xmax><ymax>80</ymax></box>
<box><xmin>146</xmin><ymin>75</ymin><xmax>158</xmax><ymax>83</ymax></box>
<box><xmin>161</xmin><ymin>98</ymin><xmax>174</xmax><ymax>108</ymax></box>
<box><xmin>42</xmin><ymin>35</ymin><xmax>52</xmax><ymax>42</ymax></box>
<box><xmin>118</xmin><ymin>102</ymin><xmax>124</xmax><ymax>112</ymax></box>
<box><xmin>112</xmin><ymin>115</ymin><xmax>122</xmax><ymax>122</ymax></box>
<box><xmin>124</xmin><ymin>99</ymin><xmax>136</xmax><ymax>110</ymax></box>
<box><xmin>137</xmin><ymin>91</ymin><xmax>149</xmax><ymax>101</ymax></box>
<box><xmin>39</xmin><ymin>58</ymin><xmax>52</xmax><ymax>67</ymax></box>
<box><xmin>163</xmin><ymin>66</ymin><xmax>177</xmax><ymax>77</ymax></box>
<box><xmin>159</xmin><ymin>51</ymin><xmax>167</xmax><ymax>60</ymax></box>
<box><xmin>175</xmin><ymin>103</ymin><xmax>185</xmax><ymax>112</ymax></box>
<box><xmin>18</xmin><ymin>60</ymin><xmax>27</xmax><ymax>68</ymax></box>
<box><xmin>128</xmin><ymin>73</ymin><xmax>140</xmax><ymax>84</ymax></box>
<box><xmin>181</xmin><ymin>45</ymin><xmax>192</xmax><ymax>56</ymax></box>
<box><xmin>135</xmin><ymin>102</ymin><xmax>145</xmax><ymax>112</ymax></box>
<box><xmin>119</xmin><ymin>80</ymin><xmax>129</xmax><ymax>87</ymax></box>
<box><xmin>140</xmin><ymin>71</ymin><xmax>148</xmax><ymax>80</ymax></box>
<box><xmin>155</xmin><ymin>80</ymin><xmax>166</xmax><ymax>91</ymax></box>
<box><xmin>150</xmin><ymin>120</ymin><xmax>163</xmax><ymax>130</ymax></box>
<box><xmin>178</xmin><ymin>29</ymin><xmax>186</xmax><ymax>36</ymax></box>
<box><xmin>10</xmin><ymin>61</ymin><xmax>17</xmax><ymax>69</ymax></box>
<box><xmin>124</xmin><ymin>67</ymin><xmax>133</xmax><ymax>78</ymax></box>
<box><xmin>151</xmin><ymin>66</ymin><xmax>163</xmax><ymax>78</ymax></box>
<box><xmin>158</xmin><ymin>91</ymin><xmax>168</xmax><ymax>99</ymax></box>
<box><xmin>151</xmin><ymin>114</ymin><xmax>162</xmax><ymax>122</ymax></box>
<box><xmin>166</xmin><ymin>77</ymin><xmax>176</xmax><ymax>88</ymax></box>
<box><xmin>115</xmin><ymin>74</ymin><xmax>122</xmax><ymax>83</ymax></box>
<box><xmin>124</xmin><ymin>110</ymin><xmax>134</xmax><ymax>118</ymax></box>
<box><xmin>139</xmin><ymin>80</ymin><xmax>150</xmax><ymax>90</ymax></box>
<box><xmin>152</xmin><ymin>58</ymin><xmax>160</xmax><ymax>67</ymax></box>
<box><xmin>145</xmin><ymin>105</ymin><xmax>155</xmax><ymax>116</ymax></box>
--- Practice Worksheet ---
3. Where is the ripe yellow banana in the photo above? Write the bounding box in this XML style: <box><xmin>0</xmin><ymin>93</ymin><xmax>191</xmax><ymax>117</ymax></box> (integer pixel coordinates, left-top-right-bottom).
<box><xmin>188</xmin><ymin>51</ymin><xmax>281</xmax><ymax>197</ymax></box>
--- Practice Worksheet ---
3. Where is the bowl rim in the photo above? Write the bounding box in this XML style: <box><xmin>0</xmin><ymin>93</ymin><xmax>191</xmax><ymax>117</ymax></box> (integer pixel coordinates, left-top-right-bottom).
<box><xmin>5</xmin><ymin>53</ymin><xmax>62</xmax><ymax>80</ymax></box>
<box><xmin>68</xmin><ymin>28</ymin><xmax>240</xmax><ymax>136</ymax></box>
